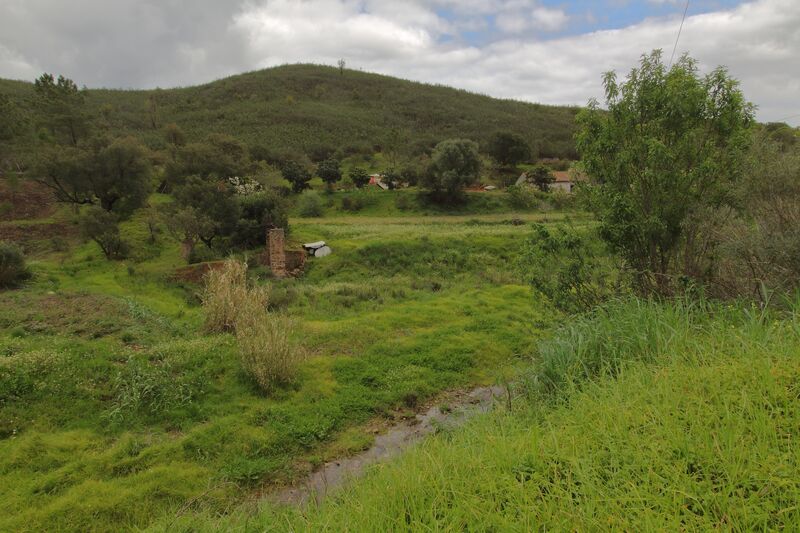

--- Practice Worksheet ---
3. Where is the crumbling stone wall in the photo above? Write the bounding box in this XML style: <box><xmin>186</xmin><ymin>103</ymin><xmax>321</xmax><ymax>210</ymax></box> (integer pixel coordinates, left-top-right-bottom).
<box><xmin>268</xmin><ymin>228</ymin><xmax>287</xmax><ymax>278</ymax></box>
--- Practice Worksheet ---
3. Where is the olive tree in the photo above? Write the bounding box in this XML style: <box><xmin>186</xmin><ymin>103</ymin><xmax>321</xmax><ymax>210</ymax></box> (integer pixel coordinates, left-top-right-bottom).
<box><xmin>423</xmin><ymin>139</ymin><xmax>481</xmax><ymax>203</ymax></box>
<box><xmin>576</xmin><ymin>50</ymin><xmax>754</xmax><ymax>295</ymax></box>
<box><xmin>35</xmin><ymin>136</ymin><xmax>152</xmax><ymax>218</ymax></box>
<box><xmin>487</xmin><ymin>131</ymin><xmax>531</xmax><ymax>168</ymax></box>
<box><xmin>317</xmin><ymin>158</ymin><xmax>342</xmax><ymax>191</ymax></box>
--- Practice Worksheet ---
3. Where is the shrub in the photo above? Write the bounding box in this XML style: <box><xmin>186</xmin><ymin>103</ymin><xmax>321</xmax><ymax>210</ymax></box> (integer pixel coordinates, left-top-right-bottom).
<box><xmin>506</xmin><ymin>185</ymin><xmax>538</xmax><ymax>209</ymax></box>
<box><xmin>0</xmin><ymin>241</ymin><xmax>31</xmax><ymax>289</ymax></box>
<box><xmin>79</xmin><ymin>207</ymin><xmax>130</xmax><ymax>260</ymax></box>
<box><xmin>232</xmin><ymin>190</ymin><xmax>289</xmax><ymax>248</ymax></box>
<box><xmin>394</xmin><ymin>194</ymin><xmax>413</xmax><ymax>211</ymax></box>
<box><xmin>297</xmin><ymin>191</ymin><xmax>324</xmax><ymax>217</ymax></box>
<box><xmin>341</xmin><ymin>195</ymin><xmax>365</xmax><ymax>212</ymax></box>
<box><xmin>520</xmin><ymin>224</ymin><xmax>624</xmax><ymax>313</ymax></box>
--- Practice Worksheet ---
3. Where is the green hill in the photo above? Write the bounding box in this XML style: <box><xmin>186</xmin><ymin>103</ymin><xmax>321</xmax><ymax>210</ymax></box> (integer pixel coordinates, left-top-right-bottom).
<box><xmin>0</xmin><ymin>64</ymin><xmax>579</xmax><ymax>161</ymax></box>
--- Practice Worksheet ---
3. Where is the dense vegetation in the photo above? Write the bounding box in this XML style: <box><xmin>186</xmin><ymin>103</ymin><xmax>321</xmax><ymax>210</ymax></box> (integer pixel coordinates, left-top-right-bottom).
<box><xmin>171</xmin><ymin>297</ymin><xmax>800</xmax><ymax>531</ymax></box>
<box><xmin>0</xmin><ymin>64</ymin><xmax>580</xmax><ymax>164</ymax></box>
<box><xmin>1</xmin><ymin>50</ymin><xmax>799</xmax><ymax>533</ymax></box>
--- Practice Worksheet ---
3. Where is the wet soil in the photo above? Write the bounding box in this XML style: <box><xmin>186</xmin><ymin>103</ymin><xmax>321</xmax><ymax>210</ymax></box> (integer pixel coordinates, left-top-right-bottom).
<box><xmin>270</xmin><ymin>384</ymin><xmax>506</xmax><ymax>506</ymax></box>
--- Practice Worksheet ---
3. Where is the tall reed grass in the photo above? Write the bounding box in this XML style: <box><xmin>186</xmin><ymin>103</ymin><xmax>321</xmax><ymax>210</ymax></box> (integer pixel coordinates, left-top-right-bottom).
<box><xmin>201</xmin><ymin>258</ymin><xmax>302</xmax><ymax>391</ymax></box>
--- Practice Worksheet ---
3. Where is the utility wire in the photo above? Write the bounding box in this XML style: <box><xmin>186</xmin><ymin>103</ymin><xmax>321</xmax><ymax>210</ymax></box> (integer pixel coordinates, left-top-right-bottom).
<box><xmin>668</xmin><ymin>0</ymin><xmax>690</xmax><ymax>68</ymax></box>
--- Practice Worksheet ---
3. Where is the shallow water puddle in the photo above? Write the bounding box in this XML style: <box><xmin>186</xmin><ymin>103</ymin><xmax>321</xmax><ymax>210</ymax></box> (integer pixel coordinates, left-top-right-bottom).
<box><xmin>270</xmin><ymin>385</ymin><xmax>505</xmax><ymax>506</ymax></box>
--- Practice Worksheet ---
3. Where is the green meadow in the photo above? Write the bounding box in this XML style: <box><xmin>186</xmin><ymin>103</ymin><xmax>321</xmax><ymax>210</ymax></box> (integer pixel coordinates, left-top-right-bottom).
<box><xmin>0</xmin><ymin>195</ymin><xmax>569</xmax><ymax>531</ymax></box>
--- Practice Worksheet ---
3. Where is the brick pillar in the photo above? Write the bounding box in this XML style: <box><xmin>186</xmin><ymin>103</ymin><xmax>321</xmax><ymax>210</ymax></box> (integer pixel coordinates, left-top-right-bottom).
<box><xmin>268</xmin><ymin>228</ymin><xmax>287</xmax><ymax>278</ymax></box>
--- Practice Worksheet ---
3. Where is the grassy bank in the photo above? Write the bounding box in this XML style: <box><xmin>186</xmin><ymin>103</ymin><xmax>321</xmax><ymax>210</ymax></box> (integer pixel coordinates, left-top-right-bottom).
<box><xmin>169</xmin><ymin>298</ymin><xmax>800</xmax><ymax>531</ymax></box>
<box><xmin>0</xmin><ymin>207</ymin><xmax>564</xmax><ymax>531</ymax></box>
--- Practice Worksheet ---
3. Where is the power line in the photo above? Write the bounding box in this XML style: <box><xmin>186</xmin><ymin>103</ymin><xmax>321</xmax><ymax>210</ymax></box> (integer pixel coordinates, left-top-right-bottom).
<box><xmin>668</xmin><ymin>0</ymin><xmax>690</xmax><ymax>68</ymax></box>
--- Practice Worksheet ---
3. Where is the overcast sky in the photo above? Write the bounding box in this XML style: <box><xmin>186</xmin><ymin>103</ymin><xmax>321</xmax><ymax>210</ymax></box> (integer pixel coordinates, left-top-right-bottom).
<box><xmin>0</xmin><ymin>0</ymin><xmax>797</xmax><ymax>125</ymax></box>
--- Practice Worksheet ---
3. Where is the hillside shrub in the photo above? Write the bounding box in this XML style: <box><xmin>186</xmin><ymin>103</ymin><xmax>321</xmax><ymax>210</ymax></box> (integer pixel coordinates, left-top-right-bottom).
<box><xmin>506</xmin><ymin>185</ymin><xmax>538</xmax><ymax>209</ymax></box>
<box><xmin>80</xmin><ymin>207</ymin><xmax>130</xmax><ymax>260</ymax></box>
<box><xmin>0</xmin><ymin>241</ymin><xmax>31</xmax><ymax>288</ymax></box>
<box><xmin>297</xmin><ymin>191</ymin><xmax>324</xmax><ymax>217</ymax></box>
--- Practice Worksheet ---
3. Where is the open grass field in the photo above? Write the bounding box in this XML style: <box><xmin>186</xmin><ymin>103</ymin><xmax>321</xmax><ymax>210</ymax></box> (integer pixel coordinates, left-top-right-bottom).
<box><xmin>0</xmin><ymin>196</ymin><xmax>573</xmax><ymax>531</ymax></box>
<box><xmin>165</xmin><ymin>298</ymin><xmax>800</xmax><ymax>531</ymax></box>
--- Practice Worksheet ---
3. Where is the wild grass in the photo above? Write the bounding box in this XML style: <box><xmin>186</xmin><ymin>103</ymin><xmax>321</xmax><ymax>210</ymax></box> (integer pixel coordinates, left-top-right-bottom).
<box><xmin>201</xmin><ymin>258</ymin><xmax>269</xmax><ymax>333</ymax></box>
<box><xmin>177</xmin><ymin>297</ymin><xmax>800</xmax><ymax>531</ymax></box>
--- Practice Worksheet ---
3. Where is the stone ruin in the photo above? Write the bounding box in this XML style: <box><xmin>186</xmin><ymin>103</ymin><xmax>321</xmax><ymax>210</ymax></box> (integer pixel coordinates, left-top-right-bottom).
<box><xmin>263</xmin><ymin>228</ymin><xmax>305</xmax><ymax>278</ymax></box>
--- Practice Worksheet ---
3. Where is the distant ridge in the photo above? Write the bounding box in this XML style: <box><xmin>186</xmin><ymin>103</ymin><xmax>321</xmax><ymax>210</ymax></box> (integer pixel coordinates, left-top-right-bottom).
<box><xmin>0</xmin><ymin>63</ymin><xmax>580</xmax><ymax>159</ymax></box>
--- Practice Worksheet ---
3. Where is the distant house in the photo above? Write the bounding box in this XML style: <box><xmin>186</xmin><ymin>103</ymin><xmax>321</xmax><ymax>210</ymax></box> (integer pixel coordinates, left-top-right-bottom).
<box><xmin>551</xmin><ymin>171</ymin><xmax>574</xmax><ymax>193</ymax></box>
<box><xmin>516</xmin><ymin>169</ymin><xmax>585</xmax><ymax>192</ymax></box>
<box><xmin>368</xmin><ymin>174</ymin><xmax>389</xmax><ymax>190</ymax></box>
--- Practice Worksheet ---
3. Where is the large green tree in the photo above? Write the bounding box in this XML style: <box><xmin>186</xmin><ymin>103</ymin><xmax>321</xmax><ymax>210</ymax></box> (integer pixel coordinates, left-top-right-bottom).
<box><xmin>423</xmin><ymin>139</ymin><xmax>481</xmax><ymax>202</ymax></box>
<box><xmin>576</xmin><ymin>50</ymin><xmax>754</xmax><ymax>295</ymax></box>
<box><xmin>487</xmin><ymin>131</ymin><xmax>531</xmax><ymax>167</ymax></box>
<box><xmin>35</xmin><ymin>136</ymin><xmax>152</xmax><ymax>218</ymax></box>
<box><xmin>282</xmin><ymin>160</ymin><xmax>312</xmax><ymax>194</ymax></box>
<box><xmin>317</xmin><ymin>158</ymin><xmax>342</xmax><ymax>191</ymax></box>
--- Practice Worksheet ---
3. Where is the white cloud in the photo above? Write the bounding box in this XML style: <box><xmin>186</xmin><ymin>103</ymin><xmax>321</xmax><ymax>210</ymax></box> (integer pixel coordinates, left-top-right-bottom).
<box><xmin>0</xmin><ymin>0</ymin><xmax>797</xmax><ymax>124</ymax></box>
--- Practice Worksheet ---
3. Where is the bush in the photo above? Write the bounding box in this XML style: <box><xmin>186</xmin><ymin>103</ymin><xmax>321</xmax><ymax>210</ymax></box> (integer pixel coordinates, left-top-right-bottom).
<box><xmin>506</xmin><ymin>185</ymin><xmax>538</xmax><ymax>209</ymax></box>
<box><xmin>394</xmin><ymin>194</ymin><xmax>414</xmax><ymax>211</ymax></box>
<box><xmin>520</xmin><ymin>224</ymin><xmax>624</xmax><ymax>313</ymax></box>
<box><xmin>80</xmin><ymin>207</ymin><xmax>130</xmax><ymax>260</ymax></box>
<box><xmin>0</xmin><ymin>241</ymin><xmax>31</xmax><ymax>289</ymax></box>
<box><xmin>232</xmin><ymin>190</ymin><xmax>289</xmax><ymax>249</ymax></box>
<box><xmin>341</xmin><ymin>195</ymin><xmax>365</xmax><ymax>212</ymax></box>
<box><xmin>297</xmin><ymin>191</ymin><xmax>324</xmax><ymax>217</ymax></box>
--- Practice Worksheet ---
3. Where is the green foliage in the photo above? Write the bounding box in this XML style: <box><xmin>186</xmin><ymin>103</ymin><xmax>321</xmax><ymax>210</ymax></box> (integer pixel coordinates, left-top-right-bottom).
<box><xmin>107</xmin><ymin>356</ymin><xmax>198</xmax><ymax>422</ymax></box>
<box><xmin>227</xmin><ymin>299</ymin><xmax>800</xmax><ymax>531</ymax></box>
<box><xmin>282</xmin><ymin>160</ymin><xmax>312</xmax><ymax>194</ymax></box>
<box><xmin>423</xmin><ymin>138</ymin><xmax>482</xmax><ymax>203</ymax></box>
<box><xmin>34</xmin><ymin>135</ymin><xmax>152</xmax><ymax>217</ymax></box>
<box><xmin>4</xmin><ymin>65</ymin><xmax>580</xmax><ymax>165</ymax></box>
<box><xmin>348</xmin><ymin>167</ymin><xmax>370</xmax><ymax>189</ymax></box>
<box><xmin>0</xmin><ymin>241</ymin><xmax>31</xmax><ymax>288</ymax></box>
<box><xmin>33</xmin><ymin>73</ymin><xmax>88</xmax><ymax>146</ymax></box>
<box><xmin>80</xmin><ymin>207</ymin><xmax>130</xmax><ymax>260</ymax></box>
<box><xmin>506</xmin><ymin>184</ymin><xmax>539</xmax><ymax>209</ymax></box>
<box><xmin>487</xmin><ymin>131</ymin><xmax>532</xmax><ymax>167</ymax></box>
<box><xmin>172</xmin><ymin>176</ymin><xmax>239</xmax><ymax>249</ymax></box>
<box><xmin>520</xmin><ymin>224</ymin><xmax>621</xmax><ymax>312</ymax></box>
<box><xmin>232</xmin><ymin>190</ymin><xmax>289</xmax><ymax>248</ymax></box>
<box><xmin>576</xmin><ymin>50</ymin><xmax>754</xmax><ymax>295</ymax></box>
<box><xmin>527</xmin><ymin>164</ymin><xmax>555</xmax><ymax>191</ymax></box>
<box><xmin>164</xmin><ymin>133</ymin><xmax>249</xmax><ymax>188</ymax></box>
<box><xmin>296</xmin><ymin>190</ymin><xmax>324</xmax><ymax>217</ymax></box>
<box><xmin>713</xmin><ymin>131</ymin><xmax>800</xmax><ymax>301</ymax></box>
<box><xmin>317</xmin><ymin>158</ymin><xmax>342</xmax><ymax>191</ymax></box>
<box><xmin>163</xmin><ymin>122</ymin><xmax>186</xmax><ymax>147</ymax></box>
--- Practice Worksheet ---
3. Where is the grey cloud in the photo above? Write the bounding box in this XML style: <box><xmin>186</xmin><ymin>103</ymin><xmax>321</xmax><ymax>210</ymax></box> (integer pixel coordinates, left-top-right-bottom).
<box><xmin>0</xmin><ymin>0</ymin><xmax>797</xmax><ymax>125</ymax></box>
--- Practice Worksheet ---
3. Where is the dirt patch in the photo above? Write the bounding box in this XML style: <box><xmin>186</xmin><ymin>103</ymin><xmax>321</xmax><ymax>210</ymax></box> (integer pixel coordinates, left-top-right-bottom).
<box><xmin>0</xmin><ymin>221</ymin><xmax>78</xmax><ymax>247</ymax></box>
<box><xmin>267</xmin><ymin>385</ymin><xmax>505</xmax><ymax>507</ymax></box>
<box><xmin>0</xmin><ymin>181</ymin><xmax>57</xmax><ymax>221</ymax></box>
<box><xmin>0</xmin><ymin>292</ymin><xmax>168</xmax><ymax>338</ymax></box>
<box><xmin>172</xmin><ymin>261</ymin><xmax>228</xmax><ymax>284</ymax></box>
